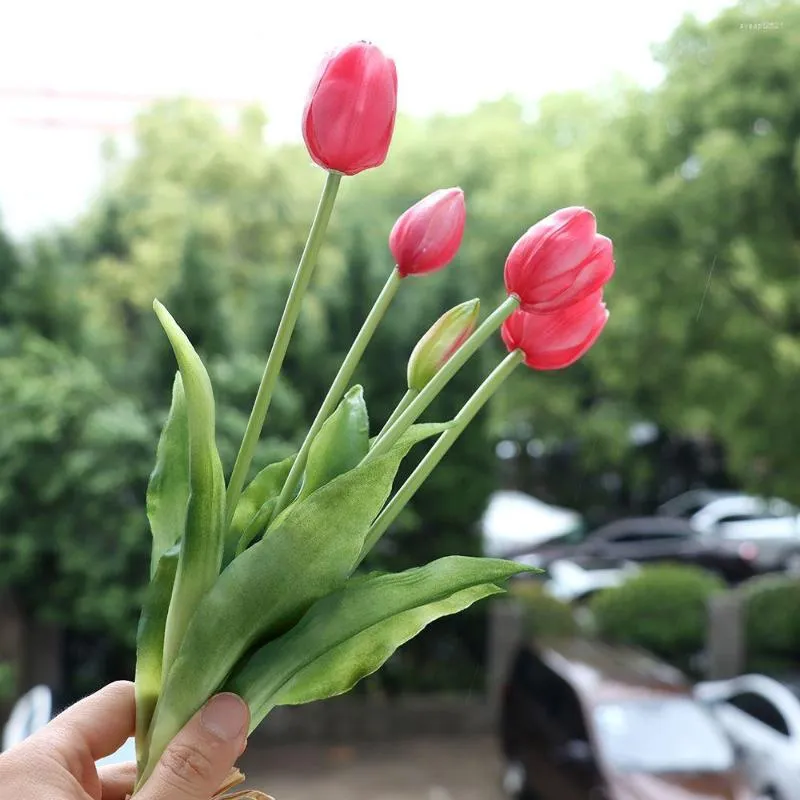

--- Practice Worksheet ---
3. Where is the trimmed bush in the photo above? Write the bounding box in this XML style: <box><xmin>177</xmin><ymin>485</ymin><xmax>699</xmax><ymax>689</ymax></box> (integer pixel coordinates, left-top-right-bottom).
<box><xmin>742</xmin><ymin>575</ymin><xmax>800</xmax><ymax>674</ymax></box>
<box><xmin>590</xmin><ymin>564</ymin><xmax>725</xmax><ymax>670</ymax></box>
<box><xmin>510</xmin><ymin>579</ymin><xmax>579</xmax><ymax>637</ymax></box>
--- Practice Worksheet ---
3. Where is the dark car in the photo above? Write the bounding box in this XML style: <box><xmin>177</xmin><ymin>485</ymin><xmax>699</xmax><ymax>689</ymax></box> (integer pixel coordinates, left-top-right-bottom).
<box><xmin>506</xmin><ymin>517</ymin><xmax>757</xmax><ymax>584</ymax></box>
<box><xmin>500</xmin><ymin>638</ymin><xmax>753</xmax><ymax>800</ymax></box>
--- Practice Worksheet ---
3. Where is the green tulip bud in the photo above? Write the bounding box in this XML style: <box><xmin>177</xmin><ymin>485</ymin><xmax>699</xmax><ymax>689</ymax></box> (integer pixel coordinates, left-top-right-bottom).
<box><xmin>407</xmin><ymin>299</ymin><xmax>480</xmax><ymax>392</ymax></box>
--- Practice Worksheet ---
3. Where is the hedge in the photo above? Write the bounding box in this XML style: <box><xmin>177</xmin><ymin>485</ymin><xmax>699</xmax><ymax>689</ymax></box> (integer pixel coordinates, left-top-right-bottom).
<box><xmin>589</xmin><ymin>564</ymin><xmax>725</xmax><ymax>670</ymax></box>
<box><xmin>509</xmin><ymin>579</ymin><xmax>580</xmax><ymax>638</ymax></box>
<box><xmin>742</xmin><ymin>574</ymin><xmax>800</xmax><ymax>674</ymax></box>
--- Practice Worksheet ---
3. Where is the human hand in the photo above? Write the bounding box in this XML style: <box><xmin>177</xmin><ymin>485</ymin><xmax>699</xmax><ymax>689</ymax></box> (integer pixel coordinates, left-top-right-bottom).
<box><xmin>0</xmin><ymin>680</ymin><xmax>250</xmax><ymax>800</ymax></box>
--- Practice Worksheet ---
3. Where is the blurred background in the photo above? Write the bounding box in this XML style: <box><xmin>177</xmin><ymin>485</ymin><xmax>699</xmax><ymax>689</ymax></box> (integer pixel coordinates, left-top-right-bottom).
<box><xmin>1</xmin><ymin>0</ymin><xmax>800</xmax><ymax>798</ymax></box>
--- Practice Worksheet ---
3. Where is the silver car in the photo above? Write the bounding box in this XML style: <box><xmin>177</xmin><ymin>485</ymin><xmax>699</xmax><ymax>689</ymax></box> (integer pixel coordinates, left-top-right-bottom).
<box><xmin>689</xmin><ymin>496</ymin><xmax>800</xmax><ymax>573</ymax></box>
<box><xmin>696</xmin><ymin>674</ymin><xmax>800</xmax><ymax>800</ymax></box>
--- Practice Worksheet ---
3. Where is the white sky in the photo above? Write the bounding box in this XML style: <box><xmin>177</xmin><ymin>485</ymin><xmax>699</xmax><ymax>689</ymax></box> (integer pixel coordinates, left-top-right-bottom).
<box><xmin>0</xmin><ymin>0</ymin><xmax>735</xmax><ymax>236</ymax></box>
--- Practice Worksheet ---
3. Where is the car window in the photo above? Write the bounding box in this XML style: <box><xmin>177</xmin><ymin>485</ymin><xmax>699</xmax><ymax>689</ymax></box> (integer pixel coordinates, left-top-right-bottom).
<box><xmin>510</xmin><ymin>649</ymin><xmax>568</xmax><ymax>699</ymax></box>
<box><xmin>609</xmin><ymin>532</ymin><xmax>687</xmax><ymax>544</ymax></box>
<box><xmin>540</xmin><ymin>671</ymin><xmax>590</xmax><ymax>743</ymax></box>
<box><xmin>727</xmin><ymin>691</ymin><xmax>790</xmax><ymax>735</ymax></box>
<box><xmin>606</xmin><ymin>533</ymin><xmax>649</xmax><ymax>543</ymax></box>
<box><xmin>510</xmin><ymin>650</ymin><xmax>589</xmax><ymax>742</ymax></box>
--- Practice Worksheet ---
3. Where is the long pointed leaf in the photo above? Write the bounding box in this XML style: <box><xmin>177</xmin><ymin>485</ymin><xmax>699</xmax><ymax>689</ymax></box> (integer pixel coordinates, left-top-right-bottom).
<box><xmin>134</xmin><ymin>546</ymin><xmax>179</xmax><ymax>775</ymax></box>
<box><xmin>143</xmin><ymin>422</ymin><xmax>447</xmax><ymax>780</ymax></box>
<box><xmin>226</xmin><ymin>455</ymin><xmax>295</xmax><ymax>563</ymax></box>
<box><xmin>146</xmin><ymin>373</ymin><xmax>189</xmax><ymax>578</ymax></box>
<box><xmin>153</xmin><ymin>300</ymin><xmax>226</xmax><ymax>678</ymax></box>
<box><xmin>226</xmin><ymin>556</ymin><xmax>531</xmax><ymax>728</ymax></box>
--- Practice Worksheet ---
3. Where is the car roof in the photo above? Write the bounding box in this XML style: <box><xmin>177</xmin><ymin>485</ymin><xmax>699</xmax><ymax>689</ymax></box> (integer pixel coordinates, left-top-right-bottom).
<box><xmin>657</xmin><ymin>490</ymin><xmax>739</xmax><ymax>515</ymax></box>
<box><xmin>535</xmin><ymin>637</ymin><xmax>689</xmax><ymax>704</ymax></box>
<box><xmin>696</xmin><ymin>496</ymin><xmax>797</xmax><ymax>517</ymax></box>
<box><xmin>696</xmin><ymin>496</ymin><xmax>767</xmax><ymax>514</ymax></box>
<box><xmin>590</xmin><ymin>517</ymin><xmax>698</xmax><ymax>538</ymax></box>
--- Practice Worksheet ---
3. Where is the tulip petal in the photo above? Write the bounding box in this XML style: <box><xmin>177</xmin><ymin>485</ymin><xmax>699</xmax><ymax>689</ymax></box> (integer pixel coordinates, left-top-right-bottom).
<box><xmin>501</xmin><ymin>293</ymin><xmax>609</xmax><ymax>370</ymax></box>
<box><xmin>302</xmin><ymin>42</ymin><xmax>397</xmax><ymax>176</ymax></box>
<box><xmin>390</xmin><ymin>188</ymin><xmax>466</xmax><ymax>277</ymax></box>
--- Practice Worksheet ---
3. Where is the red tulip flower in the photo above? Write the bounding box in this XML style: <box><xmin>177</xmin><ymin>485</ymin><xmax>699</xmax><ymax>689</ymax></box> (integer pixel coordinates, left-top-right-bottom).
<box><xmin>390</xmin><ymin>188</ymin><xmax>466</xmax><ymax>277</ymax></box>
<box><xmin>302</xmin><ymin>41</ymin><xmax>398</xmax><ymax>176</ymax></box>
<box><xmin>501</xmin><ymin>291</ymin><xmax>609</xmax><ymax>370</ymax></box>
<box><xmin>504</xmin><ymin>207</ymin><xmax>614</xmax><ymax>312</ymax></box>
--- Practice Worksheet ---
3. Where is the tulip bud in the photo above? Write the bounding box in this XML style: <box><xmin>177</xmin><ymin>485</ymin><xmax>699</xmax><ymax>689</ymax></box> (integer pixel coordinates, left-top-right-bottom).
<box><xmin>390</xmin><ymin>188</ymin><xmax>466</xmax><ymax>277</ymax></box>
<box><xmin>501</xmin><ymin>292</ymin><xmax>609</xmax><ymax>370</ymax></box>
<box><xmin>407</xmin><ymin>299</ymin><xmax>480</xmax><ymax>391</ymax></box>
<box><xmin>504</xmin><ymin>207</ymin><xmax>614</xmax><ymax>312</ymax></box>
<box><xmin>302</xmin><ymin>41</ymin><xmax>398</xmax><ymax>176</ymax></box>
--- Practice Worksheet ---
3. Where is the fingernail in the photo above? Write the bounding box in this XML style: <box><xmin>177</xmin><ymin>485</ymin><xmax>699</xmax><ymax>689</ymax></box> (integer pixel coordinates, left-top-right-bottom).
<box><xmin>201</xmin><ymin>693</ymin><xmax>248</xmax><ymax>741</ymax></box>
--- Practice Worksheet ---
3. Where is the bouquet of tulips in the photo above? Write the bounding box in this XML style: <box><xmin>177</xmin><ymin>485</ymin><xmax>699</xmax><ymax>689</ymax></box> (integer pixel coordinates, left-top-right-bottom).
<box><xmin>131</xmin><ymin>41</ymin><xmax>615</xmax><ymax>798</ymax></box>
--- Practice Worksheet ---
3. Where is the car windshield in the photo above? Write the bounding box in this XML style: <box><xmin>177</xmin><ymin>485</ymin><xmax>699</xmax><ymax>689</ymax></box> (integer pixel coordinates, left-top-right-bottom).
<box><xmin>593</xmin><ymin>698</ymin><xmax>734</xmax><ymax>774</ymax></box>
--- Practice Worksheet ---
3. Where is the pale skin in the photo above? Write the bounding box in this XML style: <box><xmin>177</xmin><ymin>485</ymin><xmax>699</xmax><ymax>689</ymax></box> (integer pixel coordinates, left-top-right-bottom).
<box><xmin>0</xmin><ymin>681</ymin><xmax>250</xmax><ymax>800</ymax></box>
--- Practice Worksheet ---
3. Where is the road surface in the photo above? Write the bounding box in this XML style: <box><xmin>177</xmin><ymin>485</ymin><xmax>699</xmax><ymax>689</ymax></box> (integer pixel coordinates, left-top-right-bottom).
<box><xmin>239</xmin><ymin>736</ymin><xmax>505</xmax><ymax>800</ymax></box>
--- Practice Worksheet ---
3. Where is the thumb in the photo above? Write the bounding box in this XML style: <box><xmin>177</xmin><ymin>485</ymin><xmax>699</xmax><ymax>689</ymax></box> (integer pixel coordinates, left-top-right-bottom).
<box><xmin>138</xmin><ymin>693</ymin><xmax>249</xmax><ymax>800</ymax></box>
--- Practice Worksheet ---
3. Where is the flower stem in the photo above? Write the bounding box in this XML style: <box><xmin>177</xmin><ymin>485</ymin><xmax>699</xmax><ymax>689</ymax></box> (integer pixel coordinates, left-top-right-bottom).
<box><xmin>366</xmin><ymin>294</ymin><xmax>519</xmax><ymax>463</ymax></box>
<box><xmin>358</xmin><ymin>349</ymin><xmax>524</xmax><ymax>563</ymax></box>
<box><xmin>225</xmin><ymin>171</ymin><xmax>342</xmax><ymax>527</ymax></box>
<box><xmin>271</xmin><ymin>268</ymin><xmax>403</xmax><ymax>518</ymax></box>
<box><xmin>377</xmin><ymin>388</ymin><xmax>418</xmax><ymax>439</ymax></box>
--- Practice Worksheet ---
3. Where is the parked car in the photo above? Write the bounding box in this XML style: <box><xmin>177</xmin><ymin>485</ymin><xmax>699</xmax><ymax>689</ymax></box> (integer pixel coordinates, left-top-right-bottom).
<box><xmin>696</xmin><ymin>674</ymin><xmax>800</xmax><ymax>800</ymax></box>
<box><xmin>541</xmin><ymin>557</ymin><xmax>640</xmax><ymax>605</ymax></box>
<box><xmin>657</xmin><ymin>490</ymin><xmax>741</xmax><ymax>519</ymax></box>
<box><xmin>689</xmin><ymin>497</ymin><xmax>800</xmax><ymax>574</ymax></box>
<box><xmin>508</xmin><ymin>517</ymin><xmax>757</xmax><ymax>584</ymax></box>
<box><xmin>1</xmin><ymin>685</ymin><xmax>136</xmax><ymax>767</ymax></box>
<box><xmin>500</xmin><ymin>637</ymin><xmax>751</xmax><ymax>800</ymax></box>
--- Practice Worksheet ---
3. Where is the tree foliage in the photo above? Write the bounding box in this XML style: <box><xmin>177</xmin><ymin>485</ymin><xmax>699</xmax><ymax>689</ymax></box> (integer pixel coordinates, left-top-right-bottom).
<box><xmin>0</xmin><ymin>0</ymin><xmax>798</xmax><ymax>691</ymax></box>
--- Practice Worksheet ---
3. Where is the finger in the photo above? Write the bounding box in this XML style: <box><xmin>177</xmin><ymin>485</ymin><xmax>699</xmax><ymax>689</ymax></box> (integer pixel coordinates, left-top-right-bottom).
<box><xmin>36</xmin><ymin>681</ymin><xmax>136</xmax><ymax>761</ymax></box>
<box><xmin>99</xmin><ymin>762</ymin><xmax>137</xmax><ymax>800</ymax></box>
<box><xmin>138</xmin><ymin>693</ymin><xmax>249</xmax><ymax>800</ymax></box>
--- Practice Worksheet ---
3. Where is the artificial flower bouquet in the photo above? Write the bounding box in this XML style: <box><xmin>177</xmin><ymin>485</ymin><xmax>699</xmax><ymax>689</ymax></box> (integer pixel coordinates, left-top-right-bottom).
<box><xmin>131</xmin><ymin>41</ymin><xmax>615</xmax><ymax>798</ymax></box>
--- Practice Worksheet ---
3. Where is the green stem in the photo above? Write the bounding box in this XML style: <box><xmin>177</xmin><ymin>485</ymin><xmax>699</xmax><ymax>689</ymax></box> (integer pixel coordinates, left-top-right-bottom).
<box><xmin>225</xmin><ymin>171</ymin><xmax>342</xmax><ymax>528</ymax></box>
<box><xmin>358</xmin><ymin>349</ymin><xmax>524</xmax><ymax>563</ymax></box>
<box><xmin>376</xmin><ymin>389</ymin><xmax>418</xmax><ymax>440</ymax></box>
<box><xmin>366</xmin><ymin>294</ymin><xmax>519</xmax><ymax>463</ymax></box>
<box><xmin>271</xmin><ymin>268</ymin><xmax>403</xmax><ymax>519</ymax></box>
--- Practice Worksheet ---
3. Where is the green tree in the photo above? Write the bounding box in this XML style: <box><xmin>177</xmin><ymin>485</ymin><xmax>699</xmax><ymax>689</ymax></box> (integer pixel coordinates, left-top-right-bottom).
<box><xmin>3</xmin><ymin>0</ymin><xmax>800</xmax><ymax>696</ymax></box>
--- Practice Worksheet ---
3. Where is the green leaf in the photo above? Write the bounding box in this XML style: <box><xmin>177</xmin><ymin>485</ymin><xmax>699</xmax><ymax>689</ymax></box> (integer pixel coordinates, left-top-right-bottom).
<box><xmin>266</xmin><ymin>422</ymin><xmax>450</xmax><ymax>536</ymax></box>
<box><xmin>297</xmin><ymin>385</ymin><xmax>369</xmax><ymax>502</ymax></box>
<box><xmin>226</xmin><ymin>556</ymin><xmax>532</xmax><ymax>728</ymax></box>
<box><xmin>142</xmin><ymin>422</ymin><xmax>446</xmax><ymax>781</ymax></box>
<box><xmin>379</xmin><ymin>421</ymin><xmax>454</xmax><ymax>453</ymax></box>
<box><xmin>226</xmin><ymin>454</ymin><xmax>294</xmax><ymax>563</ymax></box>
<box><xmin>235</xmin><ymin>497</ymin><xmax>277</xmax><ymax>557</ymax></box>
<box><xmin>146</xmin><ymin>373</ymin><xmax>189</xmax><ymax>578</ymax></box>
<box><xmin>153</xmin><ymin>300</ymin><xmax>226</xmax><ymax>678</ymax></box>
<box><xmin>134</xmin><ymin>545</ymin><xmax>178</xmax><ymax>776</ymax></box>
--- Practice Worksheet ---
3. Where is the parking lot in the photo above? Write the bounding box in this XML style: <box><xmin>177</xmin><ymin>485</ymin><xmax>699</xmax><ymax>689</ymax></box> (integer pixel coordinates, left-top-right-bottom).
<box><xmin>239</xmin><ymin>736</ymin><xmax>504</xmax><ymax>800</ymax></box>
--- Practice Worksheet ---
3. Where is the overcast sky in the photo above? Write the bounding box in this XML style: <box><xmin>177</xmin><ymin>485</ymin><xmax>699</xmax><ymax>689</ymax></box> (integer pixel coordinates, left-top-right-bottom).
<box><xmin>0</xmin><ymin>0</ymin><xmax>735</xmax><ymax>236</ymax></box>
